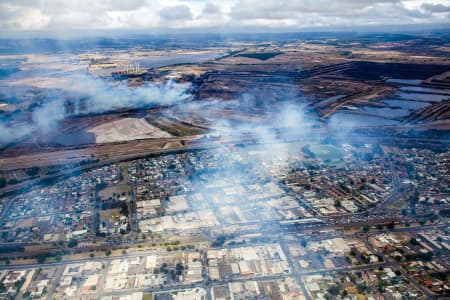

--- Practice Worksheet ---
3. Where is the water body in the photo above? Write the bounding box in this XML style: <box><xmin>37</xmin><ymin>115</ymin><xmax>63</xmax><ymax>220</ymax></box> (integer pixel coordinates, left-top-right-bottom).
<box><xmin>398</xmin><ymin>92</ymin><xmax>449</xmax><ymax>102</ymax></box>
<box><xmin>315</xmin><ymin>95</ymin><xmax>346</xmax><ymax>107</ymax></box>
<box><xmin>361</xmin><ymin>106</ymin><xmax>411</xmax><ymax>118</ymax></box>
<box><xmin>0</xmin><ymin>58</ymin><xmax>26</xmax><ymax>79</ymax></box>
<box><xmin>386</xmin><ymin>79</ymin><xmax>422</xmax><ymax>85</ymax></box>
<box><xmin>0</xmin><ymin>67</ymin><xmax>20</xmax><ymax>79</ymax></box>
<box><xmin>383</xmin><ymin>99</ymin><xmax>431</xmax><ymax>110</ymax></box>
<box><xmin>339</xmin><ymin>85</ymin><xmax>449</xmax><ymax>125</ymax></box>
<box><xmin>6</xmin><ymin>68</ymin><xmax>81</xmax><ymax>81</ymax></box>
<box><xmin>330</xmin><ymin>112</ymin><xmax>400</xmax><ymax>126</ymax></box>
<box><xmin>93</xmin><ymin>52</ymin><xmax>224</xmax><ymax>76</ymax></box>
<box><xmin>400</xmin><ymin>86</ymin><xmax>450</xmax><ymax>95</ymax></box>
<box><xmin>136</xmin><ymin>52</ymin><xmax>223</xmax><ymax>69</ymax></box>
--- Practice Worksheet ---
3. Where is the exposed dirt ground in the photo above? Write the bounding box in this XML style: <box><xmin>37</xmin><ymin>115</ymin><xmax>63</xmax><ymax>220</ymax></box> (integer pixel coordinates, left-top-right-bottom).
<box><xmin>1</xmin><ymin>37</ymin><xmax>449</xmax><ymax>194</ymax></box>
<box><xmin>87</xmin><ymin>117</ymin><xmax>172</xmax><ymax>143</ymax></box>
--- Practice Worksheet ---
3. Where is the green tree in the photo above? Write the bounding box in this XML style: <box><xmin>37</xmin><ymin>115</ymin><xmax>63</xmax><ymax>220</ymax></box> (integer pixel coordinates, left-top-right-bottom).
<box><xmin>36</xmin><ymin>254</ymin><xmax>47</xmax><ymax>264</ymax></box>
<box><xmin>301</xmin><ymin>239</ymin><xmax>308</xmax><ymax>248</ymax></box>
<box><xmin>387</xmin><ymin>221</ymin><xmax>395</xmax><ymax>230</ymax></box>
<box><xmin>175</xmin><ymin>263</ymin><xmax>184</xmax><ymax>276</ymax></box>
<box><xmin>67</xmin><ymin>239</ymin><xmax>78</xmax><ymax>248</ymax></box>
<box><xmin>410</xmin><ymin>238</ymin><xmax>420</xmax><ymax>246</ymax></box>
<box><xmin>0</xmin><ymin>177</ymin><xmax>6</xmax><ymax>189</ymax></box>
<box><xmin>7</xmin><ymin>178</ymin><xmax>18</xmax><ymax>185</ymax></box>
<box><xmin>327</xmin><ymin>286</ymin><xmax>340</xmax><ymax>296</ymax></box>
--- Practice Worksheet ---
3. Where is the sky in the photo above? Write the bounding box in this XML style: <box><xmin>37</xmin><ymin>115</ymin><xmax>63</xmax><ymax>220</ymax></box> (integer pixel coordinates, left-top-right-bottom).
<box><xmin>1</xmin><ymin>0</ymin><xmax>449</xmax><ymax>35</ymax></box>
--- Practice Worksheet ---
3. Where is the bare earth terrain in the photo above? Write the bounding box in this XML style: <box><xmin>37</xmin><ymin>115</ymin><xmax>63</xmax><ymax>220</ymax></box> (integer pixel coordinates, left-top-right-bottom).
<box><xmin>87</xmin><ymin>117</ymin><xmax>171</xmax><ymax>143</ymax></box>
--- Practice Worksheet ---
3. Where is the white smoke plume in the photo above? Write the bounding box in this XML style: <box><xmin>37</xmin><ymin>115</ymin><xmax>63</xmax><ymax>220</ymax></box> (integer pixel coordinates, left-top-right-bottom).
<box><xmin>0</xmin><ymin>74</ymin><xmax>192</xmax><ymax>144</ymax></box>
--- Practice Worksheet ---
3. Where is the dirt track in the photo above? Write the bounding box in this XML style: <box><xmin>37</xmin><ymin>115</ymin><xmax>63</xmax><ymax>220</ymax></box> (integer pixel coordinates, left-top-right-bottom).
<box><xmin>0</xmin><ymin>136</ymin><xmax>200</xmax><ymax>171</ymax></box>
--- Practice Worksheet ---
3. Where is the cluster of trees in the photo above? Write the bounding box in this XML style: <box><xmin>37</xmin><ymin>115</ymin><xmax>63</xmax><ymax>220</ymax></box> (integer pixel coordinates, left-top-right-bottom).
<box><xmin>67</xmin><ymin>238</ymin><xmax>78</xmax><ymax>248</ymax></box>
<box><xmin>154</xmin><ymin>262</ymin><xmax>185</xmax><ymax>280</ymax></box>
<box><xmin>212</xmin><ymin>235</ymin><xmax>227</xmax><ymax>247</ymax></box>
<box><xmin>0</xmin><ymin>177</ymin><xmax>20</xmax><ymax>188</ymax></box>
<box><xmin>440</xmin><ymin>209</ymin><xmax>450</xmax><ymax>218</ymax></box>
<box><xmin>0</xmin><ymin>167</ymin><xmax>42</xmax><ymax>188</ymax></box>
<box><xmin>363</xmin><ymin>221</ymin><xmax>397</xmax><ymax>232</ymax></box>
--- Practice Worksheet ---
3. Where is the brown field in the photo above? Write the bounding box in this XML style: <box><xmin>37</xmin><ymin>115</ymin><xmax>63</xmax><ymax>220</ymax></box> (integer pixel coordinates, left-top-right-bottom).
<box><xmin>99</xmin><ymin>208</ymin><xmax>122</xmax><ymax>221</ymax></box>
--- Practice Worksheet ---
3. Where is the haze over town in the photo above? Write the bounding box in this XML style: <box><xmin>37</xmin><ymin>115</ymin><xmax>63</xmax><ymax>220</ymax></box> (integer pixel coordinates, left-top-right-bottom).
<box><xmin>0</xmin><ymin>1</ymin><xmax>449</xmax><ymax>300</ymax></box>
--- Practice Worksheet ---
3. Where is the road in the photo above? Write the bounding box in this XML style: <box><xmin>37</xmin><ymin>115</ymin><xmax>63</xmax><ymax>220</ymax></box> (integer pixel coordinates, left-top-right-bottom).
<box><xmin>373</xmin><ymin>162</ymin><xmax>400</xmax><ymax>213</ymax></box>
<box><xmin>1</xmin><ymin>130</ymin><xmax>448</xmax><ymax>196</ymax></box>
<box><xmin>3</xmin><ymin>217</ymin><xmax>448</xmax><ymax>299</ymax></box>
<box><xmin>1</xmin><ymin>134</ymin><xmax>449</xmax><ymax>298</ymax></box>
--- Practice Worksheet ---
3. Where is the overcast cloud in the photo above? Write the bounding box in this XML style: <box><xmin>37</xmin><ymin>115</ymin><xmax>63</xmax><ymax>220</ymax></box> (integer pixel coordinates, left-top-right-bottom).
<box><xmin>0</xmin><ymin>0</ymin><xmax>449</xmax><ymax>33</ymax></box>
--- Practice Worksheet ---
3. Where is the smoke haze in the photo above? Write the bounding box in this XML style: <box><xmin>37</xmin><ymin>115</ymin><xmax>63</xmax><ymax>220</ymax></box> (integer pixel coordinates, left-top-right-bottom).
<box><xmin>0</xmin><ymin>74</ymin><xmax>192</xmax><ymax>144</ymax></box>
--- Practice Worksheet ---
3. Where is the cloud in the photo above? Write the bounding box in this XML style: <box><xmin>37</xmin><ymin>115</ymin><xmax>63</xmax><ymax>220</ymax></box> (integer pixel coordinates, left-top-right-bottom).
<box><xmin>227</xmin><ymin>0</ymin><xmax>437</xmax><ymax>27</ymax></box>
<box><xmin>202</xmin><ymin>2</ymin><xmax>221</xmax><ymax>15</ymax></box>
<box><xmin>421</xmin><ymin>3</ymin><xmax>450</xmax><ymax>12</ymax></box>
<box><xmin>229</xmin><ymin>0</ymin><xmax>403</xmax><ymax>19</ymax></box>
<box><xmin>159</xmin><ymin>5</ymin><xmax>193</xmax><ymax>21</ymax></box>
<box><xmin>0</xmin><ymin>5</ymin><xmax>51</xmax><ymax>30</ymax></box>
<box><xmin>0</xmin><ymin>0</ymin><xmax>149</xmax><ymax>31</ymax></box>
<box><xmin>0</xmin><ymin>0</ymin><xmax>449</xmax><ymax>33</ymax></box>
